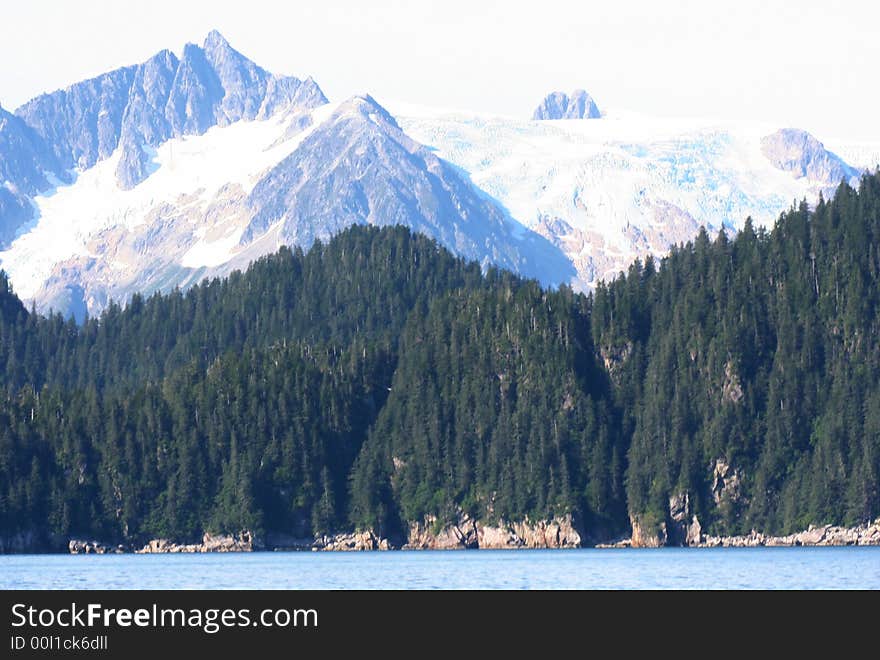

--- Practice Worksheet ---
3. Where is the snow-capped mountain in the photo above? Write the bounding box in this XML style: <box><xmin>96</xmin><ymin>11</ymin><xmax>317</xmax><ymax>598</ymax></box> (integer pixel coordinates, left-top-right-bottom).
<box><xmin>14</xmin><ymin>30</ymin><xmax>326</xmax><ymax>195</ymax></box>
<box><xmin>0</xmin><ymin>32</ymin><xmax>871</xmax><ymax>320</ymax></box>
<box><xmin>0</xmin><ymin>34</ymin><xmax>573</xmax><ymax>320</ymax></box>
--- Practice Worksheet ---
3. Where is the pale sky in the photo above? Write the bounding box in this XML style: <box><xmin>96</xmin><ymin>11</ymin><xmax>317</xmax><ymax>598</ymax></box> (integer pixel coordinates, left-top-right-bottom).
<box><xmin>1</xmin><ymin>0</ymin><xmax>878</xmax><ymax>141</ymax></box>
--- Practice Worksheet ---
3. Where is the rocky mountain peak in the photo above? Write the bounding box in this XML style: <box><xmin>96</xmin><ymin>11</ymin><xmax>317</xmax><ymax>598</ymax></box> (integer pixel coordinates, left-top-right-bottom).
<box><xmin>532</xmin><ymin>89</ymin><xmax>601</xmax><ymax>120</ymax></box>
<box><xmin>335</xmin><ymin>94</ymin><xmax>400</xmax><ymax>128</ymax></box>
<box><xmin>17</xmin><ymin>31</ymin><xmax>328</xmax><ymax>192</ymax></box>
<box><xmin>2</xmin><ymin>30</ymin><xmax>329</xmax><ymax>249</ymax></box>
<box><xmin>203</xmin><ymin>29</ymin><xmax>231</xmax><ymax>51</ymax></box>
<box><xmin>203</xmin><ymin>30</ymin><xmax>253</xmax><ymax>74</ymax></box>
<box><xmin>761</xmin><ymin>128</ymin><xmax>857</xmax><ymax>189</ymax></box>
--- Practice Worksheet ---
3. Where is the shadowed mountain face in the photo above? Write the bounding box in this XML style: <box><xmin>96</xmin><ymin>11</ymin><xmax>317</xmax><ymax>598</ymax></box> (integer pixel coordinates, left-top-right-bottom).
<box><xmin>244</xmin><ymin>95</ymin><xmax>576</xmax><ymax>286</ymax></box>
<box><xmin>760</xmin><ymin>128</ymin><xmax>857</xmax><ymax>186</ymax></box>
<box><xmin>14</xmin><ymin>30</ymin><xmax>328</xmax><ymax>191</ymax></box>
<box><xmin>0</xmin><ymin>107</ymin><xmax>68</xmax><ymax>246</ymax></box>
<box><xmin>532</xmin><ymin>90</ymin><xmax>601</xmax><ymax>120</ymax></box>
<box><xmin>0</xmin><ymin>106</ymin><xmax>67</xmax><ymax>193</ymax></box>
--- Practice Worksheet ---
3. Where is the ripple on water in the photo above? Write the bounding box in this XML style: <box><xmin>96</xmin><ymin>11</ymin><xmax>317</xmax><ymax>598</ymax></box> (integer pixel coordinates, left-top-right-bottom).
<box><xmin>1</xmin><ymin>547</ymin><xmax>878</xmax><ymax>589</ymax></box>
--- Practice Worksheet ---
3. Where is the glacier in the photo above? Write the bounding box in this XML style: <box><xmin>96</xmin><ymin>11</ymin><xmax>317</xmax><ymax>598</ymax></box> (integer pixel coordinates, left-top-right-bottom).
<box><xmin>392</xmin><ymin>103</ymin><xmax>864</xmax><ymax>286</ymax></box>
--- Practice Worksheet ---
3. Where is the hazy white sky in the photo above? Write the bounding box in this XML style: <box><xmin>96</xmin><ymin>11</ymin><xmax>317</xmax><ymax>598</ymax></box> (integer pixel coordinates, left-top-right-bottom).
<box><xmin>1</xmin><ymin>0</ymin><xmax>878</xmax><ymax>141</ymax></box>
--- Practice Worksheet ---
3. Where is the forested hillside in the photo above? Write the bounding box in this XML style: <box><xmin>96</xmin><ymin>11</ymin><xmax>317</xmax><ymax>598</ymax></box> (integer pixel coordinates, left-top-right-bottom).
<box><xmin>592</xmin><ymin>173</ymin><xmax>880</xmax><ymax>539</ymax></box>
<box><xmin>1</xmin><ymin>173</ymin><xmax>879</xmax><ymax>549</ymax></box>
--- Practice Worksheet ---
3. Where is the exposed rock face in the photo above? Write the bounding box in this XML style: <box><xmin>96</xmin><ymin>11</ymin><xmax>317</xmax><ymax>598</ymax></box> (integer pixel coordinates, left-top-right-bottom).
<box><xmin>0</xmin><ymin>107</ymin><xmax>69</xmax><ymax>247</ymax></box>
<box><xmin>532</xmin><ymin>90</ymin><xmax>601</xmax><ymax>120</ymax></box>
<box><xmin>721</xmin><ymin>361</ymin><xmax>743</xmax><ymax>404</ymax></box>
<box><xmin>0</xmin><ymin>107</ymin><xmax>66</xmax><ymax>196</ymax></box>
<box><xmin>314</xmin><ymin>530</ymin><xmax>391</xmax><ymax>551</ymax></box>
<box><xmin>15</xmin><ymin>65</ymin><xmax>137</xmax><ymax>171</ymax></box>
<box><xmin>0</xmin><ymin>187</ymin><xmax>33</xmax><ymax>249</ymax></box>
<box><xmin>404</xmin><ymin>513</ymin><xmax>581</xmax><ymax>549</ymax></box>
<box><xmin>667</xmin><ymin>493</ymin><xmax>688</xmax><ymax>545</ymax></box>
<box><xmin>135</xmin><ymin>530</ymin><xmax>261</xmax><ymax>553</ymax></box>
<box><xmin>696</xmin><ymin>520</ymin><xmax>880</xmax><ymax>548</ymax></box>
<box><xmin>243</xmin><ymin>94</ymin><xmax>576</xmax><ymax>289</ymax></box>
<box><xmin>611</xmin><ymin>512</ymin><xmax>880</xmax><ymax>550</ymax></box>
<box><xmin>665</xmin><ymin>492</ymin><xmax>704</xmax><ymax>546</ymax></box>
<box><xmin>14</xmin><ymin>30</ymin><xmax>328</xmax><ymax>190</ymax></box>
<box><xmin>686</xmin><ymin>515</ymin><xmax>703</xmax><ymax>546</ymax></box>
<box><xmin>69</xmin><ymin>539</ymin><xmax>125</xmax><ymax>554</ymax></box>
<box><xmin>43</xmin><ymin>517</ymin><xmax>880</xmax><ymax>554</ymax></box>
<box><xmin>531</xmin><ymin>193</ymin><xmax>704</xmax><ymax>292</ymax></box>
<box><xmin>761</xmin><ymin>128</ymin><xmax>857</xmax><ymax>189</ymax></box>
<box><xmin>599</xmin><ymin>342</ymin><xmax>634</xmax><ymax>384</ymax></box>
<box><xmin>712</xmin><ymin>458</ymin><xmax>742</xmax><ymax>506</ymax></box>
<box><xmin>483</xmin><ymin>517</ymin><xmax>582</xmax><ymax>549</ymax></box>
<box><xmin>629</xmin><ymin>515</ymin><xmax>667</xmax><ymax>548</ymax></box>
<box><xmin>625</xmin><ymin>493</ymin><xmax>702</xmax><ymax>548</ymax></box>
<box><xmin>476</xmin><ymin>524</ymin><xmax>524</xmax><ymax>549</ymax></box>
<box><xmin>407</xmin><ymin>514</ymin><xmax>479</xmax><ymax>549</ymax></box>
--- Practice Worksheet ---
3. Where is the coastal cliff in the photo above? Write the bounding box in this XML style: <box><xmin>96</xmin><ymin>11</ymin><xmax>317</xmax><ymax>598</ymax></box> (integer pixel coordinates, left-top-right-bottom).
<box><xmin>404</xmin><ymin>514</ymin><xmax>582</xmax><ymax>550</ymax></box>
<box><xmin>40</xmin><ymin>515</ymin><xmax>880</xmax><ymax>554</ymax></box>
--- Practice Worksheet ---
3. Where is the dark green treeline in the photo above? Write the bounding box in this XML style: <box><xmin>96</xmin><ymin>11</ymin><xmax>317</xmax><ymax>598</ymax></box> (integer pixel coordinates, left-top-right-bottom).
<box><xmin>1</xmin><ymin>173</ymin><xmax>879</xmax><ymax>546</ymax></box>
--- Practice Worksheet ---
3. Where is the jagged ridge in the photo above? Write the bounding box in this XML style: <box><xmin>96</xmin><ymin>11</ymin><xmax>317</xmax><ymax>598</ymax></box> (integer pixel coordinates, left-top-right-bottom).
<box><xmin>14</xmin><ymin>30</ymin><xmax>327</xmax><ymax>191</ymax></box>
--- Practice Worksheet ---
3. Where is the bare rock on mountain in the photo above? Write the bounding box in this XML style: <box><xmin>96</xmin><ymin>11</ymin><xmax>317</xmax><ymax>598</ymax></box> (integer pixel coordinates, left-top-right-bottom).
<box><xmin>761</xmin><ymin>128</ymin><xmax>857</xmax><ymax>190</ymax></box>
<box><xmin>533</xmin><ymin>89</ymin><xmax>601</xmax><ymax>120</ymax></box>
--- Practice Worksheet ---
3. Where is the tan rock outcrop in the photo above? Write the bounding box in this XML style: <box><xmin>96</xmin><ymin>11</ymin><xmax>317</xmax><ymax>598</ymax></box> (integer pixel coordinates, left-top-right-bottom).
<box><xmin>135</xmin><ymin>530</ymin><xmax>260</xmax><ymax>553</ymax></box>
<box><xmin>314</xmin><ymin>530</ymin><xmax>391</xmax><ymax>551</ymax></box>
<box><xmin>629</xmin><ymin>515</ymin><xmax>667</xmax><ymax>548</ymax></box>
<box><xmin>404</xmin><ymin>513</ymin><xmax>582</xmax><ymax>549</ymax></box>
<box><xmin>694</xmin><ymin>519</ymin><xmax>880</xmax><ymax>548</ymax></box>
<box><xmin>406</xmin><ymin>514</ymin><xmax>479</xmax><ymax>549</ymax></box>
<box><xmin>711</xmin><ymin>458</ymin><xmax>742</xmax><ymax>506</ymax></box>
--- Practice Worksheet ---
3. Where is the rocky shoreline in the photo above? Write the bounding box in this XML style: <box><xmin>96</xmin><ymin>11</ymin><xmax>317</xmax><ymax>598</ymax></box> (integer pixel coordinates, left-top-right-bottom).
<box><xmin>596</xmin><ymin>518</ymin><xmax>880</xmax><ymax>549</ymax></box>
<box><xmin>697</xmin><ymin>520</ymin><xmax>880</xmax><ymax>548</ymax></box>
<box><xmin>64</xmin><ymin>515</ymin><xmax>584</xmax><ymax>554</ymax></box>
<box><xmin>404</xmin><ymin>514</ymin><xmax>582</xmax><ymax>550</ymax></box>
<box><xmin>19</xmin><ymin>516</ymin><xmax>880</xmax><ymax>554</ymax></box>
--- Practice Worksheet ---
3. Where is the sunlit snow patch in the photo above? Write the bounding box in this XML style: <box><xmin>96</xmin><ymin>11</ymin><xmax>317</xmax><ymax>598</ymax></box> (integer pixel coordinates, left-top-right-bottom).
<box><xmin>0</xmin><ymin>104</ymin><xmax>335</xmax><ymax>298</ymax></box>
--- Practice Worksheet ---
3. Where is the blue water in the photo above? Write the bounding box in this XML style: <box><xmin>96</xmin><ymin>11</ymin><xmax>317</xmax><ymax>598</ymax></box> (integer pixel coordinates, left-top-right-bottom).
<box><xmin>2</xmin><ymin>547</ymin><xmax>878</xmax><ymax>589</ymax></box>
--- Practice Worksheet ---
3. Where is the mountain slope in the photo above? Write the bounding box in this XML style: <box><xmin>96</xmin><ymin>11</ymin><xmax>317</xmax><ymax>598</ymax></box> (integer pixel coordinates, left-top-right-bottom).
<box><xmin>0</xmin><ymin>106</ymin><xmax>68</xmax><ymax>246</ymax></box>
<box><xmin>761</xmin><ymin>128</ymin><xmax>856</xmax><ymax>184</ymax></box>
<box><xmin>243</xmin><ymin>95</ymin><xmax>575</xmax><ymax>285</ymax></box>
<box><xmin>0</xmin><ymin>102</ymin><xmax>335</xmax><ymax>319</ymax></box>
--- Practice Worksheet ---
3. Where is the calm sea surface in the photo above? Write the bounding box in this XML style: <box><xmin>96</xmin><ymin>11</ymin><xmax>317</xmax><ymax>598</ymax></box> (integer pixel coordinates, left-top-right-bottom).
<box><xmin>1</xmin><ymin>547</ymin><xmax>878</xmax><ymax>589</ymax></box>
